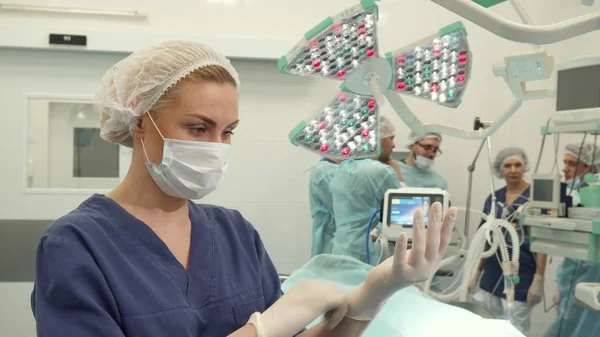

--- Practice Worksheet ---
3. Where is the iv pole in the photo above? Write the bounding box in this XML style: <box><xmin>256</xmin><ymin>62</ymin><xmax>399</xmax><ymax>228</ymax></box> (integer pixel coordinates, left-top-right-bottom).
<box><xmin>463</xmin><ymin>117</ymin><xmax>491</xmax><ymax>239</ymax></box>
<box><xmin>463</xmin><ymin>0</ymin><xmax>536</xmax><ymax>240</ymax></box>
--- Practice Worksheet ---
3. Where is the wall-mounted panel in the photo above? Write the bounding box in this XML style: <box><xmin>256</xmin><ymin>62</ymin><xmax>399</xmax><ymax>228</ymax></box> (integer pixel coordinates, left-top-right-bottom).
<box><xmin>26</xmin><ymin>97</ymin><xmax>120</xmax><ymax>192</ymax></box>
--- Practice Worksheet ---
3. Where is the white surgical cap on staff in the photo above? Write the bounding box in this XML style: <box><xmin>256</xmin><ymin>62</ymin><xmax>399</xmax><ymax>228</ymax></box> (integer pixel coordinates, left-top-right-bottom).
<box><xmin>406</xmin><ymin>132</ymin><xmax>442</xmax><ymax>148</ymax></box>
<box><xmin>493</xmin><ymin>147</ymin><xmax>529</xmax><ymax>179</ymax></box>
<box><xmin>565</xmin><ymin>143</ymin><xmax>600</xmax><ymax>167</ymax></box>
<box><xmin>379</xmin><ymin>116</ymin><xmax>396</xmax><ymax>139</ymax></box>
<box><xmin>94</xmin><ymin>40</ymin><xmax>241</xmax><ymax>147</ymax></box>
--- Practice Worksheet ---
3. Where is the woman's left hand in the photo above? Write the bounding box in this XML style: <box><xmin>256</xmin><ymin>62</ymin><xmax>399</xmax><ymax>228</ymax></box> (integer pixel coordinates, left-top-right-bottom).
<box><xmin>344</xmin><ymin>202</ymin><xmax>457</xmax><ymax>320</ymax></box>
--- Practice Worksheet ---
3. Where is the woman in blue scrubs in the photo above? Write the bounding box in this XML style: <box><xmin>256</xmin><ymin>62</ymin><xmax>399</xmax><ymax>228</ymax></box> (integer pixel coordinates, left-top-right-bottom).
<box><xmin>31</xmin><ymin>41</ymin><xmax>350</xmax><ymax>337</ymax></box>
<box><xmin>31</xmin><ymin>40</ymin><xmax>457</xmax><ymax>337</ymax></box>
<box><xmin>469</xmin><ymin>147</ymin><xmax>547</xmax><ymax>335</ymax></box>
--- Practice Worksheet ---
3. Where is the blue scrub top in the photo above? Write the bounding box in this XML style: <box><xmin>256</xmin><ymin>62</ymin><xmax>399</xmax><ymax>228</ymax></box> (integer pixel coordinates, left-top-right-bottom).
<box><xmin>31</xmin><ymin>194</ymin><xmax>286</xmax><ymax>336</ymax></box>
<box><xmin>478</xmin><ymin>186</ymin><xmax>536</xmax><ymax>302</ymax></box>
<box><xmin>399</xmin><ymin>160</ymin><xmax>448</xmax><ymax>190</ymax></box>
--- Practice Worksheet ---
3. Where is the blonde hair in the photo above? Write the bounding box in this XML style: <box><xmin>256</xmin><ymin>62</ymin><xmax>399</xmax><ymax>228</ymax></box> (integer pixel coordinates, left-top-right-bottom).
<box><xmin>150</xmin><ymin>64</ymin><xmax>237</xmax><ymax>116</ymax></box>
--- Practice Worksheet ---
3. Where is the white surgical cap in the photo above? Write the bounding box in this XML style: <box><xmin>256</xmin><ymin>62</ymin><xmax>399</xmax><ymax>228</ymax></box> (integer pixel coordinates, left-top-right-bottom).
<box><xmin>493</xmin><ymin>147</ymin><xmax>529</xmax><ymax>179</ymax></box>
<box><xmin>379</xmin><ymin>115</ymin><xmax>396</xmax><ymax>139</ymax></box>
<box><xmin>94</xmin><ymin>40</ymin><xmax>240</xmax><ymax>147</ymax></box>
<box><xmin>406</xmin><ymin>131</ymin><xmax>442</xmax><ymax>147</ymax></box>
<box><xmin>565</xmin><ymin>143</ymin><xmax>600</xmax><ymax>167</ymax></box>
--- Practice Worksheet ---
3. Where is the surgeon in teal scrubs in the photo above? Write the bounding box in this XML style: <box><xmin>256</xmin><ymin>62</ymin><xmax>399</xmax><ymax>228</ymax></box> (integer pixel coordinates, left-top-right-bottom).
<box><xmin>329</xmin><ymin>116</ymin><xmax>404</xmax><ymax>265</ymax></box>
<box><xmin>399</xmin><ymin>132</ymin><xmax>448</xmax><ymax>190</ymax></box>
<box><xmin>545</xmin><ymin>142</ymin><xmax>600</xmax><ymax>337</ymax></box>
<box><xmin>309</xmin><ymin>158</ymin><xmax>340</xmax><ymax>256</ymax></box>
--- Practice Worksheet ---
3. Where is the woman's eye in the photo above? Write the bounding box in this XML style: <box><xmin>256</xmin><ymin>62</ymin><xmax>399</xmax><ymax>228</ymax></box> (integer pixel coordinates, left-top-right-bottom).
<box><xmin>189</xmin><ymin>127</ymin><xmax>207</xmax><ymax>135</ymax></box>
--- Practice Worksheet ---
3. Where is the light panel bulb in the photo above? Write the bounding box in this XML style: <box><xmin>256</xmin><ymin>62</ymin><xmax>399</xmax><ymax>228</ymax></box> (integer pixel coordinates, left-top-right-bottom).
<box><xmin>289</xmin><ymin>92</ymin><xmax>381</xmax><ymax>159</ymax></box>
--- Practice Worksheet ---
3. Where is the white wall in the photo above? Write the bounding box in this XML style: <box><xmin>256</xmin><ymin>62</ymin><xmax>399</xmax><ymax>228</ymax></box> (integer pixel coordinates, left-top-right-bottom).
<box><xmin>0</xmin><ymin>1</ymin><xmax>599</xmax><ymax>337</ymax></box>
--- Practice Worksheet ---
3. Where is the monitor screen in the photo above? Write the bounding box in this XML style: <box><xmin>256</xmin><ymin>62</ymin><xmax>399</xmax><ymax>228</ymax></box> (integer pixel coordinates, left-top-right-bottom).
<box><xmin>386</xmin><ymin>193</ymin><xmax>445</xmax><ymax>228</ymax></box>
<box><xmin>533</xmin><ymin>179</ymin><xmax>554</xmax><ymax>202</ymax></box>
<box><xmin>556</xmin><ymin>64</ymin><xmax>600</xmax><ymax>111</ymax></box>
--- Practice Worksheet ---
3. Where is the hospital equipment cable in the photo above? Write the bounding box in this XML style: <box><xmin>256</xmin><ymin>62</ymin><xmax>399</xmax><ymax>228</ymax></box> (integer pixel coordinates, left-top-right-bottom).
<box><xmin>533</xmin><ymin>118</ymin><xmax>553</xmax><ymax>174</ymax></box>
<box><xmin>484</xmin><ymin>202</ymin><xmax>529</xmax><ymax>316</ymax></box>
<box><xmin>569</xmin><ymin>134</ymin><xmax>588</xmax><ymax>195</ymax></box>
<box><xmin>425</xmin><ymin>260</ymin><xmax>467</xmax><ymax>296</ymax></box>
<box><xmin>491</xmin><ymin>200</ymin><xmax>531</xmax><ymax>249</ymax></box>
<box><xmin>425</xmin><ymin>137</ymin><xmax>521</xmax><ymax>305</ymax></box>
<box><xmin>365</xmin><ymin>208</ymin><xmax>381</xmax><ymax>266</ymax></box>
<box><xmin>424</xmin><ymin>228</ymin><xmax>469</xmax><ymax>295</ymax></box>
<box><xmin>459</xmin><ymin>138</ymin><xmax>521</xmax><ymax>318</ymax></box>
<box><xmin>485</xmin><ymin>137</ymin><xmax>499</xmax><ymax>219</ymax></box>
<box><xmin>552</xmin><ymin>133</ymin><xmax>561</xmax><ymax>174</ymax></box>
<box><xmin>423</xmin><ymin>208</ymin><xmax>518</xmax><ymax>302</ymax></box>
<box><xmin>426</xmin><ymin>218</ymin><xmax>509</xmax><ymax>301</ymax></box>
<box><xmin>530</xmin><ymin>249</ymin><xmax>560</xmax><ymax>314</ymax></box>
<box><xmin>591</xmin><ymin>134</ymin><xmax>598</xmax><ymax>172</ymax></box>
<box><xmin>476</xmin><ymin>201</ymin><xmax>527</xmax><ymax>305</ymax></box>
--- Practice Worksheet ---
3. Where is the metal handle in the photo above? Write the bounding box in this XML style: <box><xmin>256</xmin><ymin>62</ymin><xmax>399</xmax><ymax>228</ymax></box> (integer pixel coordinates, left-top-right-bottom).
<box><xmin>278</xmin><ymin>274</ymin><xmax>290</xmax><ymax>283</ymax></box>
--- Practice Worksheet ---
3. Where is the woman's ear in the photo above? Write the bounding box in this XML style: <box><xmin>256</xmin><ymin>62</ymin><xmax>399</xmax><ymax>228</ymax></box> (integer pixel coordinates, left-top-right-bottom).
<box><xmin>131</xmin><ymin>119</ymin><xmax>145</xmax><ymax>140</ymax></box>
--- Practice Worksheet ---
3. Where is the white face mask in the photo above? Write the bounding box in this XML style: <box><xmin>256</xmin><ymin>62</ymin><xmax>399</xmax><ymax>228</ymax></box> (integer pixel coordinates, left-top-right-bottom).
<box><xmin>141</xmin><ymin>115</ymin><xmax>231</xmax><ymax>200</ymax></box>
<box><xmin>565</xmin><ymin>177</ymin><xmax>583</xmax><ymax>191</ymax></box>
<box><xmin>415</xmin><ymin>155</ymin><xmax>434</xmax><ymax>170</ymax></box>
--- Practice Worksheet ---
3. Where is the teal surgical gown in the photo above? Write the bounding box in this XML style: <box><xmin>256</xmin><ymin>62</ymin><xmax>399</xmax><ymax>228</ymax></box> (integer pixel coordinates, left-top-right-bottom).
<box><xmin>330</xmin><ymin>160</ymin><xmax>402</xmax><ymax>265</ymax></box>
<box><xmin>544</xmin><ymin>258</ymin><xmax>600</xmax><ymax>337</ymax></box>
<box><xmin>399</xmin><ymin>160</ymin><xmax>448</xmax><ymax>190</ymax></box>
<box><xmin>309</xmin><ymin>159</ymin><xmax>338</xmax><ymax>256</ymax></box>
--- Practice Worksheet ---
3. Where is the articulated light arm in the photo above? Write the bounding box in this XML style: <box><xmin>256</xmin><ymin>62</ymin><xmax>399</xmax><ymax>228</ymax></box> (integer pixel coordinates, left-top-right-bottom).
<box><xmin>431</xmin><ymin>0</ymin><xmax>600</xmax><ymax>44</ymax></box>
<box><xmin>419</xmin><ymin>55</ymin><xmax>555</xmax><ymax>139</ymax></box>
<box><xmin>381</xmin><ymin>88</ymin><xmax>428</xmax><ymax>136</ymax></box>
<box><xmin>421</xmin><ymin>100</ymin><xmax>522</xmax><ymax>139</ymax></box>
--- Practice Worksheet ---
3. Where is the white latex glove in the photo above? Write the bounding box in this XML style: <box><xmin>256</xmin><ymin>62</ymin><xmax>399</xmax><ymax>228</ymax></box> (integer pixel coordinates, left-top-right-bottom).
<box><xmin>468</xmin><ymin>269</ymin><xmax>482</xmax><ymax>297</ymax></box>
<box><xmin>247</xmin><ymin>280</ymin><xmax>348</xmax><ymax>337</ymax></box>
<box><xmin>552</xmin><ymin>289</ymin><xmax>559</xmax><ymax>310</ymax></box>
<box><xmin>344</xmin><ymin>202</ymin><xmax>457</xmax><ymax>320</ymax></box>
<box><xmin>527</xmin><ymin>274</ymin><xmax>544</xmax><ymax>305</ymax></box>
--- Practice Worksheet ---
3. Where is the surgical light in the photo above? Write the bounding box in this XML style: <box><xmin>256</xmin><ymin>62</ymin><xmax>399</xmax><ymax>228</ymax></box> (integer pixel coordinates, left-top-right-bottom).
<box><xmin>279</xmin><ymin>6</ymin><xmax>379</xmax><ymax>81</ymax></box>
<box><xmin>279</xmin><ymin>0</ymin><xmax>474</xmax><ymax>159</ymax></box>
<box><xmin>289</xmin><ymin>92</ymin><xmax>381</xmax><ymax>159</ymax></box>
<box><xmin>387</xmin><ymin>24</ymin><xmax>472</xmax><ymax>108</ymax></box>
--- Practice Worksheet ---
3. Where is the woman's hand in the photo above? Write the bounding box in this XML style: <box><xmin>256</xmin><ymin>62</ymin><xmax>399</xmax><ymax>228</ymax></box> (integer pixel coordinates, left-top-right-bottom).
<box><xmin>247</xmin><ymin>280</ymin><xmax>348</xmax><ymax>337</ymax></box>
<box><xmin>344</xmin><ymin>202</ymin><xmax>457</xmax><ymax>320</ymax></box>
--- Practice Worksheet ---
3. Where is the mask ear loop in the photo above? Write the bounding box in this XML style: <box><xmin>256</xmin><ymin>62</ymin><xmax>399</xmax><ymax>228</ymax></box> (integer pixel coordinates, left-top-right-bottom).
<box><xmin>140</xmin><ymin>112</ymin><xmax>166</xmax><ymax>164</ymax></box>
